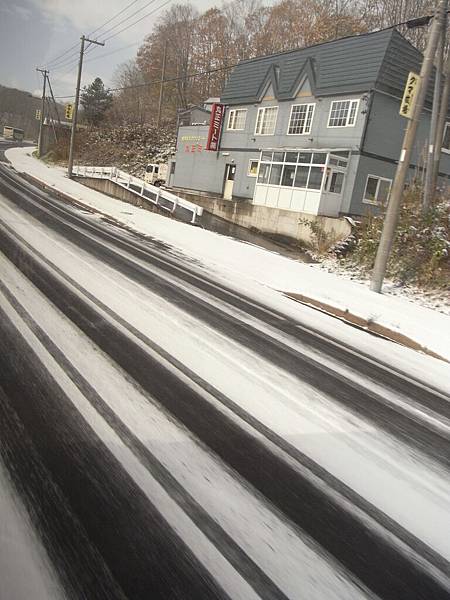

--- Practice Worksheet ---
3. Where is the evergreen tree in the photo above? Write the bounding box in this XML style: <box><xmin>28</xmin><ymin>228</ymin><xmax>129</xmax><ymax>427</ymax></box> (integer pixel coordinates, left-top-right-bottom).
<box><xmin>80</xmin><ymin>78</ymin><xmax>113</xmax><ymax>126</ymax></box>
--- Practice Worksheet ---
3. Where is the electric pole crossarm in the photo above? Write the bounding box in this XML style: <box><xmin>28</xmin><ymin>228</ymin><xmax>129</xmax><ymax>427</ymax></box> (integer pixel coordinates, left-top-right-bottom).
<box><xmin>67</xmin><ymin>35</ymin><xmax>105</xmax><ymax>178</ymax></box>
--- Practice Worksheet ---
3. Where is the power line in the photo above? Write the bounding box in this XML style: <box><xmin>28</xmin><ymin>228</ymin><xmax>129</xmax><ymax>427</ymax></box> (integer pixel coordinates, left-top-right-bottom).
<box><xmin>101</xmin><ymin>0</ymin><xmax>172</xmax><ymax>42</ymax></box>
<box><xmin>43</xmin><ymin>42</ymin><xmax>80</xmax><ymax>69</ymax></box>
<box><xmin>93</xmin><ymin>0</ymin><xmax>161</xmax><ymax>42</ymax></box>
<box><xmin>52</xmin><ymin>6</ymin><xmax>447</xmax><ymax>99</ymax></box>
<box><xmin>88</xmin><ymin>0</ymin><xmax>143</xmax><ymax>37</ymax></box>
<box><xmin>54</xmin><ymin>62</ymin><xmax>237</xmax><ymax>99</ymax></box>
<box><xmin>50</xmin><ymin>43</ymin><xmax>97</xmax><ymax>73</ymax></box>
<box><xmin>40</xmin><ymin>0</ymin><xmax>156</xmax><ymax>69</ymax></box>
<box><xmin>84</xmin><ymin>42</ymin><xmax>141</xmax><ymax>64</ymax></box>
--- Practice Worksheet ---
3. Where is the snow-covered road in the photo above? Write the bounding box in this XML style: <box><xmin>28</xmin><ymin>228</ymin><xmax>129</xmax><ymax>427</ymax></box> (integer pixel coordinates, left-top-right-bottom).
<box><xmin>0</xmin><ymin>157</ymin><xmax>449</xmax><ymax>599</ymax></box>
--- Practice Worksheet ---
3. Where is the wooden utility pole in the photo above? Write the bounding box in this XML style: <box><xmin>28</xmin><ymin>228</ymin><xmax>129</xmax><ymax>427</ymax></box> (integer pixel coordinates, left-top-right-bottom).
<box><xmin>36</xmin><ymin>68</ymin><xmax>48</xmax><ymax>157</ymax></box>
<box><xmin>431</xmin><ymin>28</ymin><xmax>450</xmax><ymax>198</ymax></box>
<box><xmin>67</xmin><ymin>35</ymin><xmax>104</xmax><ymax>178</ymax></box>
<box><xmin>157</xmin><ymin>41</ymin><xmax>168</xmax><ymax>129</ymax></box>
<box><xmin>423</xmin><ymin>3</ymin><xmax>447</xmax><ymax>212</ymax></box>
<box><xmin>370</xmin><ymin>0</ymin><xmax>448</xmax><ymax>293</ymax></box>
<box><xmin>47</xmin><ymin>74</ymin><xmax>61</xmax><ymax>127</ymax></box>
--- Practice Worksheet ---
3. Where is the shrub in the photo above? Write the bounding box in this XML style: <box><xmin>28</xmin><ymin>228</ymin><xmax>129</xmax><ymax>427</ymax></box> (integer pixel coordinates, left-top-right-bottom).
<box><xmin>347</xmin><ymin>186</ymin><xmax>450</xmax><ymax>288</ymax></box>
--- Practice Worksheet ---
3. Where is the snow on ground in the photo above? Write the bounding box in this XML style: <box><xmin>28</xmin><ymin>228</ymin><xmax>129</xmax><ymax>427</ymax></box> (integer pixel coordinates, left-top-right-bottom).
<box><xmin>319</xmin><ymin>257</ymin><xmax>450</xmax><ymax>315</ymax></box>
<box><xmin>1</xmin><ymin>200</ymin><xmax>450</xmax><ymax>561</ymax></box>
<box><xmin>0</xmin><ymin>257</ymin><xmax>373</xmax><ymax>600</ymax></box>
<box><xmin>5</xmin><ymin>146</ymin><xmax>450</xmax><ymax>362</ymax></box>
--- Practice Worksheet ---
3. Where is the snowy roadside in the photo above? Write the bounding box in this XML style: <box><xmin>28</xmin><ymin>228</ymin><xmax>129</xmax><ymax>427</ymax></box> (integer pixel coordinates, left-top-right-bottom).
<box><xmin>5</xmin><ymin>146</ymin><xmax>450</xmax><ymax>363</ymax></box>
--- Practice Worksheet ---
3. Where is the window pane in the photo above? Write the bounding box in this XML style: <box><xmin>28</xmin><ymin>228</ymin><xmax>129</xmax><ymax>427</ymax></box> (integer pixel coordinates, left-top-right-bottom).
<box><xmin>308</xmin><ymin>166</ymin><xmax>324</xmax><ymax>190</ymax></box>
<box><xmin>348</xmin><ymin>101</ymin><xmax>358</xmax><ymax>125</ymax></box>
<box><xmin>329</xmin><ymin>171</ymin><xmax>344</xmax><ymax>193</ymax></box>
<box><xmin>298</xmin><ymin>152</ymin><xmax>312</xmax><ymax>164</ymax></box>
<box><xmin>255</xmin><ymin>109</ymin><xmax>263</xmax><ymax>133</ymax></box>
<box><xmin>257</xmin><ymin>106</ymin><xmax>278</xmax><ymax>134</ymax></box>
<box><xmin>294</xmin><ymin>166</ymin><xmax>309</xmax><ymax>188</ymax></box>
<box><xmin>281</xmin><ymin>164</ymin><xmax>296</xmax><ymax>187</ymax></box>
<box><xmin>269</xmin><ymin>163</ymin><xmax>283</xmax><ymax>185</ymax></box>
<box><xmin>261</xmin><ymin>151</ymin><xmax>273</xmax><ymax>161</ymax></box>
<box><xmin>248</xmin><ymin>160</ymin><xmax>259</xmax><ymax>176</ymax></box>
<box><xmin>285</xmin><ymin>152</ymin><xmax>298</xmax><ymax>163</ymax></box>
<box><xmin>329</xmin><ymin>100</ymin><xmax>350</xmax><ymax>127</ymax></box>
<box><xmin>312</xmin><ymin>152</ymin><xmax>326</xmax><ymax>164</ymax></box>
<box><xmin>364</xmin><ymin>176</ymin><xmax>378</xmax><ymax>201</ymax></box>
<box><xmin>257</xmin><ymin>163</ymin><xmax>270</xmax><ymax>183</ymax></box>
<box><xmin>272</xmin><ymin>151</ymin><xmax>284</xmax><ymax>162</ymax></box>
<box><xmin>234</xmin><ymin>109</ymin><xmax>246</xmax><ymax>129</ymax></box>
<box><xmin>288</xmin><ymin>104</ymin><xmax>314</xmax><ymax>134</ymax></box>
<box><xmin>443</xmin><ymin>124</ymin><xmax>450</xmax><ymax>150</ymax></box>
<box><xmin>378</xmin><ymin>179</ymin><xmax>391</xmax><ymax>204</ymax></box>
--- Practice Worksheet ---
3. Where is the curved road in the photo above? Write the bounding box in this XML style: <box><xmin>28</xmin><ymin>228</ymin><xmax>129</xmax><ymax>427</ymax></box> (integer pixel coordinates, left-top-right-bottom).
<box><xmin>0</xmin><ymin>142</ymin><xmax>449</xmax><ymax>599</ymax></box>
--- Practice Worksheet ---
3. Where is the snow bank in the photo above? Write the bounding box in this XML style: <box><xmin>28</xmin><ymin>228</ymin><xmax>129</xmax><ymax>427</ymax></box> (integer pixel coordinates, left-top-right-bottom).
<box><xmin>5</xmin><ymin>146</ymin><xmax>450</xmax><ymax>362</ymax></box>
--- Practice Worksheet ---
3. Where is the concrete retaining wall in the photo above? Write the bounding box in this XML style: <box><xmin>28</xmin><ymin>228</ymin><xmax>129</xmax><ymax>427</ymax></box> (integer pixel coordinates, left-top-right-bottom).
<box><xmin>78</xmin><ymin>176</ymin><xmax>352</xmax><ymax>247</ymax></box>
<box><xmin>173</xmin><ymin>189</ymin><xmax>352</xmax><ymax>246</ymax></box>
<box><xmin>77</xmin><ymin>177</ymin><xmax>162</xmax><ymax>214</ymax></box>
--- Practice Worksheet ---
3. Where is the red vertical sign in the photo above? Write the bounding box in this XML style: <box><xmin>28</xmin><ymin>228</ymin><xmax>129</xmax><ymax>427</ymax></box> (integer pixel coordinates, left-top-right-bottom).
<box><xmin>206</xmin><ymin>103</ymin><xmax>225</xmax><ymax>151</ymax></box>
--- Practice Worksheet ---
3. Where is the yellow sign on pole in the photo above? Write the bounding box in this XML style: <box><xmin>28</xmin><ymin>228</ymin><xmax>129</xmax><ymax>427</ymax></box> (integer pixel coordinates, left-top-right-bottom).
<box><xmin>399</xmin><ymin>72</ymin><xmax>421</xmax><ymax>119</ymax></box>
<box><xmin>35</xmin><ymin>109</ymin><xmax>41</xmax><ymax>120</ymax></box>
<box><xmin>65</xmin><ymin>103</ymin><xmax>74</xmax><ymax>120</ymax></box>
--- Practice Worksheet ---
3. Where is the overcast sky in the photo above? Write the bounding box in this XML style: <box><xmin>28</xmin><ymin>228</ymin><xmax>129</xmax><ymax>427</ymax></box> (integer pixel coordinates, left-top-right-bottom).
<box><xmin>0</xmin><ymin>0</ymin><xmax>219</xmax><ymax>99</ymax></box>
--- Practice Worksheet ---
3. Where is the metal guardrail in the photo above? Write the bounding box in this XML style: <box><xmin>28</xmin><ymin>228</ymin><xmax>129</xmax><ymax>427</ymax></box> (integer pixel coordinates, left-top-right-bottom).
<box><xmin>73</xmin><ymin>165</ymin><xmax>203</xmax><ymax>224</ymax></box>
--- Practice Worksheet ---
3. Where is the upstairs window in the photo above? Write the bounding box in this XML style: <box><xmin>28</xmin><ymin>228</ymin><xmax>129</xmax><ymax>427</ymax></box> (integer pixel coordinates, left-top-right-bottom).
<box><xmin>255</xmin><ymin>106</ymin><xmax>278</xmax><ymax>135</ymax></box>
<box><xmin>287</xmin><ymin>103</ymin><xmax>315</xmax><ymax>135</ymax></box>
<box><xmin>328</xmin><ymin>99</ymin><xmax>359</xmax><ymax>128</ymax></box>
<box><xmin>227</xmin><ymin>108</ymin><xmax>247</xmax><ymax>130</ymax></box>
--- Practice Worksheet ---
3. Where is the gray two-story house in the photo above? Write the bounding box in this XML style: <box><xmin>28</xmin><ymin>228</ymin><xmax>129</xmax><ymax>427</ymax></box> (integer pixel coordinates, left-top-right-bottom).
<box><xmin>169</xmin><ymin>28</ymin><xmax>450</xmax><ymax>218</ymax></box>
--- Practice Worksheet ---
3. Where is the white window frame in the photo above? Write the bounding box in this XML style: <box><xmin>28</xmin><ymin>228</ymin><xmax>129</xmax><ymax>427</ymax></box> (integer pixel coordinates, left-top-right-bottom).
<box><xmin>247</xmin><ymin>159</ymin><xmax>259</xmax><ymax>177</ymax></box>
<box><xmin>227</xmin><ymin>108</ymin><xmax>247</xmax><ymax>131</ymax></box>
<box><xmin>255</xmin><ymin>106</ymin><xmax>278</xmax><ymax>135</ymax></box>
<box><xmin>287</xmin><ymin>103</ymin><xmax>315</xmax><ymax>135</ymax></box>
<box><xmin>327</xmin><ymin>99</ymin><xmax>360</xmax><ymax>128</ymax></box>
<box><xmin>442</xmin><ymin>122</ymin><xmax>450</xmax><ymax>154</ymax></box>
<box><xmin>362</xmin><ymin>174</ymin><xmax>392</xmax><ymax>205</ymax></box>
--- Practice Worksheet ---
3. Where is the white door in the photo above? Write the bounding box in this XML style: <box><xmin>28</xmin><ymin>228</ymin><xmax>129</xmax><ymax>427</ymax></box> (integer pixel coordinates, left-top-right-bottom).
<box><xmin>223</xmin><ymin>164</ymin><xmax>236</xmax><ymax>200</ymax></box>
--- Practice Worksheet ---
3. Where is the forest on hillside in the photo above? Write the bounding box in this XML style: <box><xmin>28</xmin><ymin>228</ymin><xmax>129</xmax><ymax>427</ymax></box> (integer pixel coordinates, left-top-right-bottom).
<box><xmin>0</xmin><ymin>85</ymin><xmax>42</xmax><ymax>139</ymax></box>
<box><xmin>110</xmin><ymin>0</ymin><xmax>435</xmax><ymax>125</ymax></box>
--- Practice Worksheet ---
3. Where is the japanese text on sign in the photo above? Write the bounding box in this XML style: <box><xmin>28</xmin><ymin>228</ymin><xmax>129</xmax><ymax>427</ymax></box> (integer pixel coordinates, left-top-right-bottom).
<box><xmin>400</xmin><ymin>72</ymin><xmax>420</xmax><ymax>119</ymax></box>
<box><xmin>206</xmin><ymin>103</ymin><xmax>225</xmax><ymax>151</ymax></box>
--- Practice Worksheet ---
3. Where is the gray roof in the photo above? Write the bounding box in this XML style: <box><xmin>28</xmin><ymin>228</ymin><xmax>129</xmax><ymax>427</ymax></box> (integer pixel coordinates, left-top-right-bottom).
<box><xmin>221</xmin><ymin>29</ymin><xmax>428</xmax><ymax>105</ymax></box>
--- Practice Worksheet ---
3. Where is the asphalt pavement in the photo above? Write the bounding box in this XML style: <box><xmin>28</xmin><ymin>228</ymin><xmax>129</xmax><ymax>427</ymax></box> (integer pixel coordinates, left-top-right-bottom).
<box><xmin>0</xmin><ymin>142</ymin><xmax>449</xmax><ymax>600</ymax></box>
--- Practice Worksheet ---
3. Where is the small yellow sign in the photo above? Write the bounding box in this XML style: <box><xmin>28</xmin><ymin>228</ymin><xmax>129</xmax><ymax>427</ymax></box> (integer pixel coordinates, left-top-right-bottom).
<box><xmin>400</xmin><ymin>72</ymin><xmax>420</xmax><ymax>119</ymax></box>
<box><xmin>35</xmin><ymin>109</ymin><xmax>41</xmax><ymax>120</ymax></box>
<box><xmin>65</xmin><ymin>103</ymin><xmax>74</xmax><ymax>120</ymax></box>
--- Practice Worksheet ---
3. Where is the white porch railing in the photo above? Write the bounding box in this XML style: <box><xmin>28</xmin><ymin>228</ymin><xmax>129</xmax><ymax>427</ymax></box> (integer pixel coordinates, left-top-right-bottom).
<box><xmin>73</xmin><ymin>165</ymin><xmax>203</xmax><ymax>224</ymax></box>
